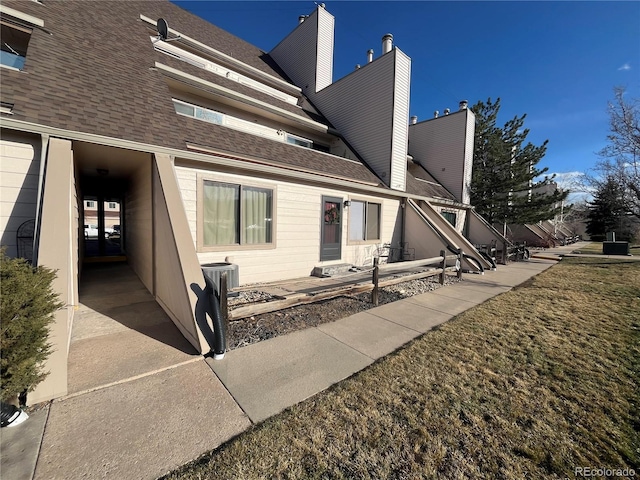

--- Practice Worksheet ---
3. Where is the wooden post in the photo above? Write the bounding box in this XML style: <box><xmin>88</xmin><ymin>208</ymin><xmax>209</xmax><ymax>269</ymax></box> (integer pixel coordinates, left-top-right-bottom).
<box><xmin>371</xmin><ymin>257</ymin><xmax>379</xmax><ymax>306</ymax></box>
<box><xmin>502</xmin><ymin>240</ymin><xmax>508</xmax><ymax>264</ymax></box>
<box><xmin>439</xmin><ymin>250</ymin><xmax>446</xmax><ymax>285</ymax></box>
<box><xmin>220</xmin><ymin>272</ymin><xmax>229</xmax><ymax>344</ymax></box>
<box><xmin>457</xmin><ymin>248</ymin><xmax>463</xmax><ymax>280</ymax></box>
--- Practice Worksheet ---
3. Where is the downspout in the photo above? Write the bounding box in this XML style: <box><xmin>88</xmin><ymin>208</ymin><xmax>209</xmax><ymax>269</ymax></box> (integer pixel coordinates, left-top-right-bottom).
<box><xmin>400</xmin><ymin>198</ymin><xmax>406</xmax><ymax>254</ymax></box>
<box><xmin>32</xmin><ymin>134</ymin><xmax>50</xmax><ymax>265</ymax></box>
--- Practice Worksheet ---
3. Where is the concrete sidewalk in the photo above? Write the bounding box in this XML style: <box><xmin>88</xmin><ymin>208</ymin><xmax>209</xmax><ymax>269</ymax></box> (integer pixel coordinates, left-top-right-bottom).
<box><xmin>1</xmin><ymin>245</ymin><xmax>586</xmax><ymax>480</ymax></box>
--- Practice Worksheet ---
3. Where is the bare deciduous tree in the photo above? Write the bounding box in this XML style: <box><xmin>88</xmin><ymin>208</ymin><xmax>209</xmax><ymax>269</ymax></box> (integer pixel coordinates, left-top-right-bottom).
<box><xmin>597</xmin><ymin>86</ymin><xmax>640</xmax><ymax>220</ymax></box>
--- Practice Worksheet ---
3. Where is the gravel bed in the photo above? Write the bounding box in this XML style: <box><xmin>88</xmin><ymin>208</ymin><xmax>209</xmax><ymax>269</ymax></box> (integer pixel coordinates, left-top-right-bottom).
<box><xmin>227</xmin><ymin>275</ymin><xmax>459</xmax><ymax>350</ymax></box>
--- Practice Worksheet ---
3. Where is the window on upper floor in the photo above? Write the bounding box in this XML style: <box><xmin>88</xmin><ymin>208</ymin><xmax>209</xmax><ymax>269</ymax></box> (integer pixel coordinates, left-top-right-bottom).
<box><xmin>349</xmin><ymin>200</ymin><xmax>381</xmax><ymax>242</ymax></box>
<box><xmin>1</xmin><ymin>21</ymin><xmax>31</xmax><ymax>70</ymax></box>
<box><xmin>441</xmin><ymin>211</ymin><xmax>457</xmax><ymax>227</ymax></box>
<box><xmin>286</xmin><ymin>133</ymin><xmax>313</xmax><ymax>149</ymax></box>
<box><xmin>201</xmin><ymin>180</ymin><xmax>274</xmax><ymax>248</ymax></box>
<box><xmin>85</xmin><ymin>200</ymin><xmax>96</xmax><ymax>208</ymax></box>
<box><xmin>173</xmin><ymin>98</ymin><xmax>331</xmax><ymax>153</ymax></box>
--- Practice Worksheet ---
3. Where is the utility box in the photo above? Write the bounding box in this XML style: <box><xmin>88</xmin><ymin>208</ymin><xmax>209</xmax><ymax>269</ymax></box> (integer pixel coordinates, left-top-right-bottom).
<box><xmin>602</xmin><ymin>242</ymin><xmax>629</xmax><ymax>255</ymax></box>
<box><xmin>202</xmin><ymin>263</ymin><xmax>240</xmax><ymax>296</ymax></box>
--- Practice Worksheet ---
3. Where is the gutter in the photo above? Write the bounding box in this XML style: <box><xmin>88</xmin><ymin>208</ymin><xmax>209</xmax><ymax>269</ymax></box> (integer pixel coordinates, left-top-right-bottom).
<box><xmin>1</xmin><ymin>117</ymin><xmax>475</xmax><ymax>208</ymax></box>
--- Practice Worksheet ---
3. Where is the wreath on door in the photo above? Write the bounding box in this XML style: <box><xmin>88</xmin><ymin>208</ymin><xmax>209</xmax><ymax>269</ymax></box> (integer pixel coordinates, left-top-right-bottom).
<box><xmin>324</xmin><ymin>205</ymin><xmax>340</xmax><ymax>224</ymax></box>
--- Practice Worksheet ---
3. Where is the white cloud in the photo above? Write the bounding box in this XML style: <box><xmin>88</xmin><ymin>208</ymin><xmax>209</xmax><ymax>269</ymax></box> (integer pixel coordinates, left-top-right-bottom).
<box><xmin>618</xmin><ymin>63</ymin><xmax>631</xmax><ymax>71</ymax></box>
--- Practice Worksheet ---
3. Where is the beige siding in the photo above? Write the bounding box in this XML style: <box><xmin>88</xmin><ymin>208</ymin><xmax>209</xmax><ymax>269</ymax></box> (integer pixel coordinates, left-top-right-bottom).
<box><xmin>0</xmin><ymin>132</ymin><xmax>41</xmax><ymax>258</ymax></box>
<box><xmin>416</xmin><ymin>200</ymin><xmax>491</xmax><ymax>270</ymax></box>
<box><xmin>153</xmin><ymin>156</ymin><xmax>207</xmax><ymax>353</ymax></box>
<box><xmin>463</xmin><ymin>111</ymin><xmax>476</xmax><ymax>204</ymax></box>
<box><xmin>175</xmin><ymin>164</ymin><xmax>401</xmax><ymax>285</ymax></box>
<box><xmin>408</xmin><ymin>109</ymin><xmax>473</xmax><ymax>204</ymax></box>
<box><xmin>125</xmin><ymin>157</ymin><xmax>154</xmax><ymax>292</ymax></box>
<box><xmin>431</xmin><ymin>204</ymin><xmax>468</xmax><ymax>234</ymax></box>
<box><xmin>30</xmin><ymin>138</ymin><xmax>77</xmax><ymax>403</ymax></box>
<box><xmin>390</xmin><ymin>50</ymin><xmax>411</xmax><ymax>191</ymax></box>
<box><xmin>269</xmin><ymin>7</ymin><xmax>324</xmax><ymax>95</ymax></box>
<box><xmin>315</xmin><ymin>7</ymin><xmax>334</xmax><ymax>92</ymax></box>
<box><xmin>313</xmin><ymin>52</ymin><xmax>396</xmax><ymax>185</ymax></box>
<box><xmin>467</xmin><ymin>209</ymin><xmax>507</xmax><ymax>247</ymax></box>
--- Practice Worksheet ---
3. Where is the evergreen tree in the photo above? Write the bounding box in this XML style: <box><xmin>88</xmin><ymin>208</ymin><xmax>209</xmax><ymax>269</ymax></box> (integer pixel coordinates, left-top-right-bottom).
<box><xmin>586</xmin><ymin>176</ymin><xmax>635</xmax><ymax>241</ymax></box>
<box><xmin>1</xmin><ymin>249</ymin><xmax>62</xmax><ymax>401</ymax></box>
<box><xmin>470</xmin><ymin>98</ymin><xmax>568</xmax><ymax>228</ymax></box>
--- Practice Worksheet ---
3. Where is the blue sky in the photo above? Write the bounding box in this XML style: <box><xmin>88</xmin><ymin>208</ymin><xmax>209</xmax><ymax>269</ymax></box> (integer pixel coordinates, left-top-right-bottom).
<box><xmin>174</xmin><ymin>1</ymin><xmax>640</xmax><ymax>198</ymax></box>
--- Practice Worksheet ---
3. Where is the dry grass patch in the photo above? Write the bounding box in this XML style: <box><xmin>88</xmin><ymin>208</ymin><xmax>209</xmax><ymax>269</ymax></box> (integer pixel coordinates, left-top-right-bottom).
<box><xmin>165</xmin><ymin>258</ymin><xmax>640</xmax><ymax>479</ymax></box>
<box><xmin>573</xmin><ymin>242</ymin><xmax>604</xmax><ymax>254</ymax></box>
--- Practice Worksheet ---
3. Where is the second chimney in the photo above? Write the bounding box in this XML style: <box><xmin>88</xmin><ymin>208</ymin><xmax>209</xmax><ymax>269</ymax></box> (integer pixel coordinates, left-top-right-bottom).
<box><xmin>410</xmin><ymin>116</ymin><xmax>418</xmax><ymax>125</ymax></box>
<box><xmin>382</xmin><ymin>34</ymin><xmax>393</xmax><ymax>54</ymax></box>
<box><xmin>459</xmin><ymin>100</ymin><xmax>468</xmax><ymax>110</ymax></box>
<box><xmin>367</xmin><ymin>49</ymin><xmax>374</xmax><ymax>63</ymax></box>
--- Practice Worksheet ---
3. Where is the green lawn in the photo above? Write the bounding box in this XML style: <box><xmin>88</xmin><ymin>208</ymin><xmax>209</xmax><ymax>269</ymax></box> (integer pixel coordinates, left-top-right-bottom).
<box><xmin>164</xmin><ymin>257</ymin><xmax>640</xmax><ymax>479</ymax></box>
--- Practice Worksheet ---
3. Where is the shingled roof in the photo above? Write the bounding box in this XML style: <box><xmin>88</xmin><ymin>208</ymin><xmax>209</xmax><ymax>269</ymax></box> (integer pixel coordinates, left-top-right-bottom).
<box><xmin>2</xmin><ymin>0</ymin><xmax>470</xmax><ymax>202</ymax></box>
<box><xmin>406</xmin><ymin>163</ymin><xmax>457</xmax><ymax>201</ymax></box>
<box><xmin>0</xmin><ymin>1</ymin><xmax>339</xmax><ymax>165</ymax></box>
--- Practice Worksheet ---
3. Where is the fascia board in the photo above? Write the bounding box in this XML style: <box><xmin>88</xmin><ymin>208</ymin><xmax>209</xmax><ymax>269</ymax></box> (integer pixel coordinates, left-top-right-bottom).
<box><xmin>0</xmin><ymin>5</ymin><xmax>44</xmax><ymax>27</ymax></box>
<box><xmin>140</xmin><ymin>14</ymin><xmax>300</xmax><ymax>96</ymax></box>
<box><xmin>155</xmin><ymin>62</ymin><xmax>328</xmax><ymax>134</ymax></box>
<box><xmin>2</xmin><ymin>118</ymin><xmax>456</xmax><ymax>206</ymax></box>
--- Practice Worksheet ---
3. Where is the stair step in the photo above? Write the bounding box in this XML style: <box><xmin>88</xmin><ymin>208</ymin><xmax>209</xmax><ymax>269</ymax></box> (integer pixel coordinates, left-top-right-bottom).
<box><xmin>312</xmin><ymin>263</ymin><xmax>356</xmax><ymax>278</ymax></box>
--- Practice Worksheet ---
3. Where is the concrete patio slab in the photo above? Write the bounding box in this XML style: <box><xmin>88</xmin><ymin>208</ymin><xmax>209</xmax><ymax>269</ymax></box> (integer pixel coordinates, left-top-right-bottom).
<box><xmin>68</xmin><ymin>322</ymin><xmax>198</xmax><ymax>394</ymax></box>
<box><xmin>317</xmin><ymin>311</ymin><xmax>419</xmax><ymax>358</ymax></box>
<box><xmin>207</xmin><ymin>328</ymin><xmax>372</xmax><ymax>423</ymax></box>
<box><xmin>71</xmin><ymin>299</ymin><xmax>175</xmax><ymax>342</ymax></box>
<box><xmin>359</xmin><ymin>300</ymin><xmax>452</xmax><ymax>333</ymax></box>
<box><xmin>1</xmin><ymin>406</ymin><xmax>49</xmax><ymax>480</ymax></box>
<box><xmin>34</xmin><ymin>360</ymin><xmax>250</xmax><ymax>480</ymax></box>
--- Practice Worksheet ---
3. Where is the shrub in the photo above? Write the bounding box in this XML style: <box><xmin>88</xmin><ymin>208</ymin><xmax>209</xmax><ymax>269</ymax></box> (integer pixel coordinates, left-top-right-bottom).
<box><xmin>1</xmin><ymin>248</ymin><xmax>62</xmax><ymax>402</ymax></box>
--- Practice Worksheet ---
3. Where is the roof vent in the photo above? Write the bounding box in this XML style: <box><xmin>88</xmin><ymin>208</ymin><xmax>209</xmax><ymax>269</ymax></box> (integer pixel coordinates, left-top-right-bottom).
<box><xmin>444</xmin><ymin>108</ymin><xmax>450</xmax><ymax>116</ymax></box>
<box><xmin>434</xmin><ymin>110</ymin><xmax>439</xmax><ymax>118</ymax></box>
<box><xmin>367</xmin><ymin>49</ymin><xmax>374</xmax><ymax>63</ymax></box>
<box><xmin>459</xmin><ymin>100</ymin><xmax>468</xmax><ymax>110</ymax></box>
<box><xmin>355</xmin><ymin>64</ymin><xmax>361</xmax><ymax>70</ymax></box>
<box><xmin>298</xmin><ymin>15</ymin><xmax>307</xmax><ymax>24</ymax></box>
<box><xmin>382</xmin><ymin>34</ymin><xmax>393</xmax><ymax>54</ymax></box>
<box><xmin>410</xmin><ymin>116</ymin><xmax>418</xmax><ymax>125</ymax></box>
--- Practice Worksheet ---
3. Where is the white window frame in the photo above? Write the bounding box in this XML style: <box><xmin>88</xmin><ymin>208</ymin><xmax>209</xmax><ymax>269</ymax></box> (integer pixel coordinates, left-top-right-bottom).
<box><xmin>285</xmin><ymin>133</ymin><xmax>313</xmax><ymax>149</ymax></box>
<box><xmin>348</xmin><ymin>199</ymin><xmax>382</xmax><ymax>244</ymax></box>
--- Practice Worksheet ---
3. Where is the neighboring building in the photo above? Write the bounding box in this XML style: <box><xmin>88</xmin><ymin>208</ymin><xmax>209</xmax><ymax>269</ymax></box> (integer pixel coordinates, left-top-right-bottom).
<box><xmin>0</xmin><ymin>1</ymin><xmax>505</xmax><ymax>403</ymax></box>
<box><xmin>508</xmin><ymin>181</ymin><xmax>575</xmax><ymax>246</ymax></box>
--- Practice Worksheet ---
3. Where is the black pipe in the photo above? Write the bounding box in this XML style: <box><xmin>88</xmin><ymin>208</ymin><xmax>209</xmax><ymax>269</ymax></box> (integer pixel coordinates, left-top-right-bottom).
<box><xmin>203</xmin><ymin>276</ymin><xmax>226</xmax><ymax>358</ymax></box>
<box><xmin>409</xmin><ymin>201</ymin><xmax>486</xmax><ymax>274</ymax></box>
<box><xmin>446</xmin><ymin>244</ymin><xmax>485</xmax><ymax>274</ymax></box>
<box><xmin>478</xmin><ymin>251</ymin><xmax>497</xmax><ymax>270</ymax></box>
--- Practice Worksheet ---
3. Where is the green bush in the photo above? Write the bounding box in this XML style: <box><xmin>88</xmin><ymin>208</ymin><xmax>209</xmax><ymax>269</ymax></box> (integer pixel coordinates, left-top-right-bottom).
<box><xmin>1</xmin><ymin>248</ymin><xmax>62</xmax><ymax>402</ymax></box>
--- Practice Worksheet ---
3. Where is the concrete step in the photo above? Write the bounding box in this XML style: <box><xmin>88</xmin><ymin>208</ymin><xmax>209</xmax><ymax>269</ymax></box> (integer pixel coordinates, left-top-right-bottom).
<box><xmin>312</xmin><ymin>263</ymin><xmax>356</xmax><ymax>278</ymax></box>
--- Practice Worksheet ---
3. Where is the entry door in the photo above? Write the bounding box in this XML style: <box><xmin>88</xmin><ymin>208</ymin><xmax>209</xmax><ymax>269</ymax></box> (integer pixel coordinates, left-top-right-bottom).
<box><xmin>320</xmin><ymin>196</ymin><xmax>342</xmax><ymax>261</ymax></box>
